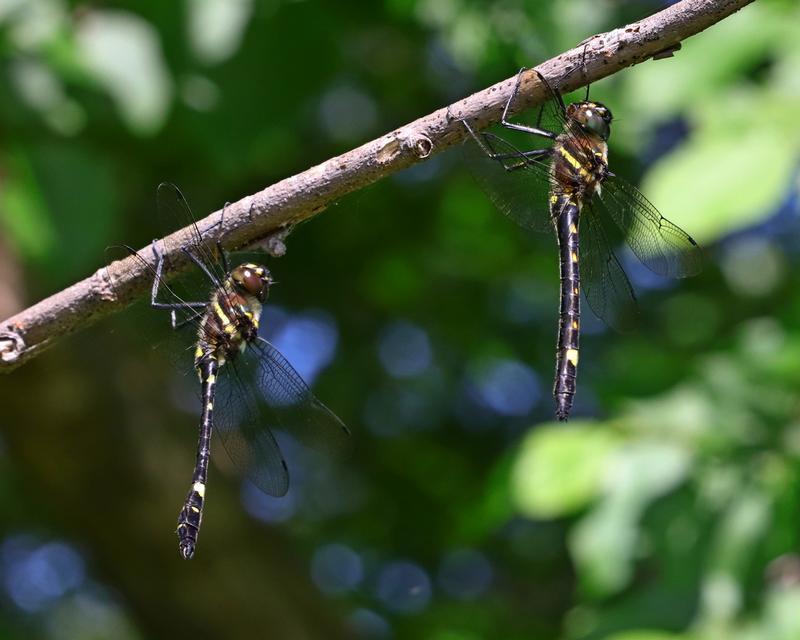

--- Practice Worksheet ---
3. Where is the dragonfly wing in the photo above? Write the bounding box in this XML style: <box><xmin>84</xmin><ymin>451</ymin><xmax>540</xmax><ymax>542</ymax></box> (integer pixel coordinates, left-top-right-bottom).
<box><xmin>249</xmin><ymin>338</ymin><xmax>350</xmax><ymax>451</ymax></box>
<box><xmin>156</xmin><ymin>182</ymin><xmax>228</xmax><ymax>284</ymax></box>
<box><xmin>581</xmin><ymin>204</ymin><xmax>638</xmax><ymax>332</ymax></box>
<box><xmin>462</xmin><ymin>132</ymin><xmax>555</xmax><ymax>233</ymax></box>
<box><xmin>214</xmin><ymin>353</ymin><xmax>291</xmax><ymax>498</ymax></box>
<box><xmin>215</xmin><ymin>337</ymin><xmax>350</xmax><ymax>496</ymax></box>
<box><xmin>597</xmin><ymin>177</ymin><xmax>702</xmax><ymax>279</ymax></box>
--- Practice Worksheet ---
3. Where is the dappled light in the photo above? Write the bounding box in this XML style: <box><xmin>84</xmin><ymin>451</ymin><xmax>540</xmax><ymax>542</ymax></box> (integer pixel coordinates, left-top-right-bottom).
<box><xmin>3</xmin><ymin>0</ymin><xmax>799</xmax><ymax>638</ymax></box>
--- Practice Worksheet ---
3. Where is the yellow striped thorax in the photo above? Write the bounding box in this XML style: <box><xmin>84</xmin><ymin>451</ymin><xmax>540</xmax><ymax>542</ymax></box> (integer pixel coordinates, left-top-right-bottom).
<box><xmin>550</xmin><ymin>100</ymin><xmax>613</xmax><ymax>203</ymax></box>
<box><xmin>194</xmin><ymin>263</ymin><xmax>273</xmax><ymax>368</ymax></box>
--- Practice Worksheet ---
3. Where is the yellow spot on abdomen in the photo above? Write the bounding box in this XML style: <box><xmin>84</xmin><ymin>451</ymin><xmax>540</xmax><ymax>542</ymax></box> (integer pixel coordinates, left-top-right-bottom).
<box><xmin>572</xmin><ymin>320</ymin><xmax>579</xmax><ymax>330</ymax></box>
<box><xmin>571</xmin><ymin>251</ymin><xmax>578</xmax><ymax>263</ymax></box>
<box><xmin>566</xmin><ymin>348</ymin><xmax>579</xmax><ymax>366</ymax></box>
<box><xmin>569</xmin><ymin>223</ymin><xmax>578</xmax><ymax>234</ymax></box>
<box><xmin>193</xmin><ymin>482</ymin><xmax>206</xmax><ymax>498</ymax></box>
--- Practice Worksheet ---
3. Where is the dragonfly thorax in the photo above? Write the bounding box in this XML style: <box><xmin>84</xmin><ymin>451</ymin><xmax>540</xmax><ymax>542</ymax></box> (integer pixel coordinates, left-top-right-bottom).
<box><xmin>195</xmin><ymin>264</ymin><xmax>271</xmax><ymax>368</ymax></box>
<box><xmin>549</xmin><ymin>102</ymin><xmax>613</xmax><ymax>199</ymax></box>
<box><xmin>552</xmin><ymin>135</ymin><xmax>609</xmax><ymax>199</ymax></box>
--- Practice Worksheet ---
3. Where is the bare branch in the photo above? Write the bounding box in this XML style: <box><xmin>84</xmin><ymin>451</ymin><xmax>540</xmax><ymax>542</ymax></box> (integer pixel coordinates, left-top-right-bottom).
<box><xmin>0</xmin><ymin>0</ymin><xmax>754</xmax><ymax>372</ymax></box>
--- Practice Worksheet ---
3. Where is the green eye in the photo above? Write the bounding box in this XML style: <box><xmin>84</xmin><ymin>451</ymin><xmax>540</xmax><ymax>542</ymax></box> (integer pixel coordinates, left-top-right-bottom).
<box><xmin>585</xmin><ymin>115</ymin><xmax>610</xmax><ymax>140</ymax></box>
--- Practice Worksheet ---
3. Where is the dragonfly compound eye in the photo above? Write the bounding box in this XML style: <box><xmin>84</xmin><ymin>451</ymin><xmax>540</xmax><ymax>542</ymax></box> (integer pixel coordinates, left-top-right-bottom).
<box><xmin>235</xmin><ymin>264</ymin><xmax>271</xmax><ymax>301</ymax></box>
<box><xmin>584</xmin><ymin>113</ymin><xmax>610</xmax><ymax>140</ymax></box>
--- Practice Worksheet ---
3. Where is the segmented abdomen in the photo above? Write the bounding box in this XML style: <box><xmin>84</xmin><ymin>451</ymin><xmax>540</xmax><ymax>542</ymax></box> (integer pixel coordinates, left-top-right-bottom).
<box><xmin>552</xmin><ymin>191</ymin><xmax>582</xmax><ymax>421</ymax></box>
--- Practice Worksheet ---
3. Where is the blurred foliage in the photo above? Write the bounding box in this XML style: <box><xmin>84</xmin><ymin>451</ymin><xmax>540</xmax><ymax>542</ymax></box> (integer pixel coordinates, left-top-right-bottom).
<box><xmin>2</xmin><ymin>0</ymin><xmax>800</xmax><ymax>639</ymax></box>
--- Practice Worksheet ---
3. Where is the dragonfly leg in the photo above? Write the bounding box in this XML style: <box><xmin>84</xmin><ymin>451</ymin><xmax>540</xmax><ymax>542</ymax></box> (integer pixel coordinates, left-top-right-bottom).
<box><xmin>214</xmin><ymin>201</ymin><xmax>232</xmax><ymax>274</ymax></box>
<box><xmin>462</xmin><ymin>120</ymin><xmax>550</xmax><ymax>172</ymax></box>
<box><xmin>217</xmin><ymin>240</ymin><xmax>230</xmax><ymax>274</ymax></box>
<box><xmin>148</xmin><ymin>240</ymin><xmax>207</xmax><ymax>329</ymax></box>
<box><xmin>190</xmin><ymin>199</ymin><xmax>232</xmax><ymax>274</ymax></box>
<box><xmin>498</xmin><ymin>67</ymin><xmax>557</xmax><ymax>140</ymax></box>
<box><xmin>182</xmin><ymin>246</ymin><xmax>224</xmax><ymax>288</ymax></box>
<box><xmin>532</xmin><ymin>69</ymin><xmax>567</xmax><ymax>114</ymax></box>
<box><xmin>580</xmin><ymin>42</ymin><xmax>591</xmax><ymax>101</ymax></box>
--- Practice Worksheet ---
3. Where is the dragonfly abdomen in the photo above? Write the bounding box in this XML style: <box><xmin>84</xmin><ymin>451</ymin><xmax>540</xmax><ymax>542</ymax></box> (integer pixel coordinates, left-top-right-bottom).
<box><xmin>177</xmin><ymin>356</ymin><xmax>219</xmax><ymax>560</ymax></box>
<box><xmin>178</xmin><ymin>281</ymin><xmax>263</xmax><ymax>559</ymax></box>
<box><xmin>552</xmin><ymin>192</ymin><xmax>582</xmax><ymax>421</ymax></box>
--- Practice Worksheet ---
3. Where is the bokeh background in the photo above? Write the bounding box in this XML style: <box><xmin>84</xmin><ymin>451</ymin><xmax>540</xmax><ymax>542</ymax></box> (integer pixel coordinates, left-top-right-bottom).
<box><xmin>2</xmin><ymin>0</ymin><xmax>800</xmax><ymax>638</ymax></box>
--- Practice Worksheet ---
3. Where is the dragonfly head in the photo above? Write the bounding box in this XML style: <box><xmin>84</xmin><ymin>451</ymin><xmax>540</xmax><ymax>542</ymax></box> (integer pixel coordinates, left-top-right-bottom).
<box><xmin>567</xmin><ymin>101</ymin><xmax>613</xmax><ymax>141</ymax></box>
<box><xmin>231</xmin><ymin>263</ymin><xmax>273</xmax><ymax>303</ymax></box>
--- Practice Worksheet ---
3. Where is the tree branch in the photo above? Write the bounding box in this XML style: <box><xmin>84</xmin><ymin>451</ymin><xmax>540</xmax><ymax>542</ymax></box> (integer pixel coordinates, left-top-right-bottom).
<box><xmin>0</xmin><ymin>0</ymin><xmax>754</xmax><ymax>372</ymax></box>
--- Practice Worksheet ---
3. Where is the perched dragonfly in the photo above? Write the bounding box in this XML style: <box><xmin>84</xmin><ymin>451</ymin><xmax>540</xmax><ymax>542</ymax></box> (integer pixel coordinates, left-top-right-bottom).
<box><xmin>131</xmin><ymin>183</ymin><xmax>350</xmax><ymax>559</ymax></box>
<box><xmin>463</xmin><ymin>68</ymin><xmax>702</xmax><ymax>420</ymax></box>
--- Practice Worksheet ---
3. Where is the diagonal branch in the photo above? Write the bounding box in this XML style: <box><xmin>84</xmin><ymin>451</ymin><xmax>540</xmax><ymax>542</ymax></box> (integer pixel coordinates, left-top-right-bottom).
<box><xmin>0</xmin><ymin>0</ymin><xmax>754</xmax><ymax>372</ymax></box>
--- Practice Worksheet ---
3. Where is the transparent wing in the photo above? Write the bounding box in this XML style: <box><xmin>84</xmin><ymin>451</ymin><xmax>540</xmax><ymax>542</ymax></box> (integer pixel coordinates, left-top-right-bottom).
<box><xmin>462</xmin><ymin>131</ymin><xmax>555</xmax><ymax>233</ymax></box>
<box><xmin>150</xmin><ymin>182</ymin><xmax>234</xmax><ymax>329</ymax></box>
<box><xmin>581</xmin><ymin>205</ymin><xmax>638</xmax><ymax>332</ymax></box>
<box><xmin>156</xmin><ymin>182</ymin><xmax>228</xmax><ymax>286</ymax></box>
<box><xmin>463</xmin><ymin>71</ymin><xmax>608</xmax><ymax>234</ymax></box>
<box><xmin>249</xmin><ymin>338</ymin><xmax>351</xmax><ymax>451</ymax></box>
<box><xmin>213</xmin><ymin>361</ymin><xmax>290</xmax><ymax>497</ymax></box>
<box><xmin>597</xmin><ymin>176</ymin><xmax>702</xmax><ymax>279</ymax></box>
<box><xmin>215</xmin><ymin>338</ymin><xmax>350</xmax><ymax>497</ymax></box>
<box><xmin>107</xmin><ymin>238</ymin><xmax>210</xmax><ymax>351</ymax></box>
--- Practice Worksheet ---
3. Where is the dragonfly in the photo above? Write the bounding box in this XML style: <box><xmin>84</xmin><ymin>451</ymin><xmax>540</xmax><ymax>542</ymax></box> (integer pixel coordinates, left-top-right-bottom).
<box><xmin>132</xmin><ymin>182</ymin><xmax>350</xmax><ymax>559</ymax></box>
<box><xmin>462</xmin><ymin>68</ymin><xmax>702</xmax><ymax>421</ymax></box>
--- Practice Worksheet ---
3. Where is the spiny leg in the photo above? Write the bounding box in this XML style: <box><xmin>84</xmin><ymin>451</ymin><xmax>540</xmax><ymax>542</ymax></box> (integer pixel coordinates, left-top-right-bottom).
<box><xmin>214</xmin><ymin>200</ymin><xmax>232</xmax><ymax>274</ymax></box>
<box><xmin>148</xmin><ymin>240</ymin><xmax>207</xmax><ymax>330</ymax></box>
<box><xmin>182</xmin><ymin>246</ymin><xmax>223</xmax><ymax>288</ymax></box>
<box><xmin>532</xmin><ymin>69</ymin><xmax>567</xmax><ymax>115</ymax></box>
<box><xmin>580</xmin><ymin>42</ymin><xmax>591</xmax><ymax>101</ymax></box>
<box><xmin>498</xmin><ymin>67</ymin><xmax>558</xmax><ymax>140</ymax></box>
<box><xmin>461</xmin><ymin>120</ymin><xmax>550</xmax><ymax>172</ymax></box>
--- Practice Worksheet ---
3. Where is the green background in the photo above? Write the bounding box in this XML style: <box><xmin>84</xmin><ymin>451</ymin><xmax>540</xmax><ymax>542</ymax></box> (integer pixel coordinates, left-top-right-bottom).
<box><xmin>2</xmin><ymin>0</ymin><xmax>800</xmax><ymax>638</ymax></box>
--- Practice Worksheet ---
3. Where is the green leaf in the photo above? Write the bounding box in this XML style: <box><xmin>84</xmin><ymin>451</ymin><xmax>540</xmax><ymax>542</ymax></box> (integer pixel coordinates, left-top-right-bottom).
<box><xmin>642</xmin><ymin>91</ymin><xmax>799</xmax><ymax>243</ymax></box>
<box><xmin>570</xmin><ymin>498</ymin><xmax>638</xmax><ymax>596</ymax></box>
<box><xmin>0</xmin><ymin>149</ymin><xmax>56</xmax><ymax>261</ymax></box>
<box><xmin>606</xmin><ymin>632</ymin><xmax>687</xmax><ymax>640</ymax></box>
<box><xmin>570</xmin><ymin>442</ymin><xmax>690</xmax><ymax>596</ymax></box>
<box><xmin>511</xmin><ymin>422</ymin><xmax>619</xmax><ymax>518</ymax></box>
<box><xmin>620</xmin><ymin>2</ymin><xmax>785</xmax><ymax>119</ymax></box>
